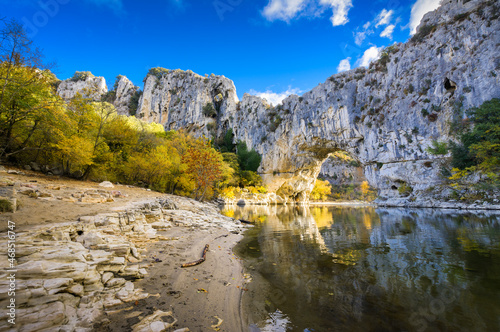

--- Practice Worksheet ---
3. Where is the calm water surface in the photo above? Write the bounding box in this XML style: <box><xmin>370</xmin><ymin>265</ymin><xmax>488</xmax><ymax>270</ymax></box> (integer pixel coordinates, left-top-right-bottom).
<box><xmin>222</xmin><ymin>206</ymin><xmax>500</xmax><ymax>332</ymax></box>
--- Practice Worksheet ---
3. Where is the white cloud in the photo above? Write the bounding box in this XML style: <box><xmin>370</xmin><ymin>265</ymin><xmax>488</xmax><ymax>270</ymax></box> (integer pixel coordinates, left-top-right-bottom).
<box><xmin>355</xmin><ymin>29</ymin><xmax>373</xmax><ymax>46</ymax></box>
<box><xmin>354</xmin><ymin>31</ymin><xmax>366</xmax><ymax>46</ymax></box>
<box><xmin>353</xmin><ymin>9</ymin><xmax>394</xmax><ymax>46</ymax></box>
<box><xmin>249</xmin><ymin>87</ymin><xmax>302</xmax><ymax>106</ymax></box>
<box><xmin>356</xmin><ymin>46</ymin><xmax>382</xmax><ymax>68</ymax></box>
<box><xmin>375</xmin><ymin>9</ymin><xmax>393</xmax><ymax>27</ymax></box>
<box><xmin>261</xmin><ymin>0</ymin><xmax>352</xmax><ymax>26</ymax></box>
<box><xmin>337</xmin><ymin>58</ymin><xmax>351</xmax><ymax>73</ymax></box>
<box><xmin>409</xmin><ymin>0</ymin><xmax>441</xmax><ymax>35</ymax></box>
<box><xmin>262</xmin><ymin>0</ymin><xmax>308</xmax><ymax>21</ymax></box>
<box><xmin>320</xmin><ymin>0</ymin><xmax>353</xmax><ymax>26</ymax></box>
<box><xmin>380</xmin><ymin>24</ymin><xmax>395</xmax><ymax>39</ymax></box>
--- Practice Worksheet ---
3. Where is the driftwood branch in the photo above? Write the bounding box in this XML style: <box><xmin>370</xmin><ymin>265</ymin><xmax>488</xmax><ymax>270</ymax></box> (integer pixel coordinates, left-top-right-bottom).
<box><xmin>181</xmin><ymin>244</ymin><xmax>209</xmax><ymax>268</ymax></box>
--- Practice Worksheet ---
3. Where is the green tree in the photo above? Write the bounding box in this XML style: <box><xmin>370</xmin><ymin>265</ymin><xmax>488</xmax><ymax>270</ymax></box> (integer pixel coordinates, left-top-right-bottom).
<box><xmin>465</xmin><ymin>99</ymin><xmax>500</xmax><ymax>175</ymax></box>
<box><xmin>236</xmin><ymin>141</ymin><xmax>262</xmax><ymax>172</ymax></box>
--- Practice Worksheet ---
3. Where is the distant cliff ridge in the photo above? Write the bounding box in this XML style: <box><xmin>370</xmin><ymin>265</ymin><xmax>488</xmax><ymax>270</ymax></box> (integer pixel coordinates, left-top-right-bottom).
<box><xmin>57</xmin><ymin>0</ymin><xmax>500</xmax><ymax>203</ymax></box>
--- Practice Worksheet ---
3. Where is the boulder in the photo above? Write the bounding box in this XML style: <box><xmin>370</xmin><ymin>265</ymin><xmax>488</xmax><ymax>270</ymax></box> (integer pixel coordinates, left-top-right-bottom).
<box><xmin>99</xmin><ymin>181</ymin><xmax>115</xmax><ymax>188</ymax></box>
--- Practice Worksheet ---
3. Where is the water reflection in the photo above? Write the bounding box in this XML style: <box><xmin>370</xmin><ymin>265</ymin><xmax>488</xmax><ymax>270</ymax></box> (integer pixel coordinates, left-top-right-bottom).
<box><xmin>228</xmin><ymin>206</ymin><xmax>500</xmax><ymax>332</ymax></box>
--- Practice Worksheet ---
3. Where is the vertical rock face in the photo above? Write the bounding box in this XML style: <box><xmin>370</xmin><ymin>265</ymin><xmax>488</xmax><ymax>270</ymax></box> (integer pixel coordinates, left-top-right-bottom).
<box><xmin>57</xmin><ymin>72</ymin><xmax>108</xmax><ymax>101</ymax></box>
<box><xmin>114</xmin><ymin>75</ymin><xmax>139</xmax><ymax>115</ymax></box>
<box><xmin>320</xmin><ymin>157</ymin><xmax>366</xmax><ymax>186</ymax></box>
<box><xmin>55</xmin><ymin>0</ymin><xmax>499</xmax><ymax>202</ymax></box>
<box><xmin>233</xmin><ymin>0</ymin><xmax>500</xmax><ymax>201</ymax></box>
<box><xmin>136</xmin><ymin>70</ymin><xmax>239</xmax><ymax>137</ymax></box>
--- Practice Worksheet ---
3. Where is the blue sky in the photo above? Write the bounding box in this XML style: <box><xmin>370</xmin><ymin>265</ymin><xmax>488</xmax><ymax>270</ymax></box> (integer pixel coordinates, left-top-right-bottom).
<box><xmin>2</xmin><ymin>0</ymin><xmax>440</xmax><ymax>103</ymax></box>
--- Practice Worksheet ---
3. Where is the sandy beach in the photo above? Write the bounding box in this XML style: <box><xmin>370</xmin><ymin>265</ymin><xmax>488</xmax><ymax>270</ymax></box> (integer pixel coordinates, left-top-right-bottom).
<box><xmin>0</xmin><ymin>168</ymin><xmax>250</xmax><ymax>331</ymax></box>
<box><xmin>104</xmin><ymin>227</ymin><xmax>248</xmax><ymax>331</ymax></box>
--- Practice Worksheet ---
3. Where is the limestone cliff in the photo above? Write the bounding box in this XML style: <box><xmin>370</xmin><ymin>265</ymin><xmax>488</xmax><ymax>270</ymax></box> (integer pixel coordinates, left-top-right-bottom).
<box><xmin>136</xmin><ymin>70</ymin><xmax>239</xmax><ymax>135</ymax></box>
<box><xmin>57</xmin><ymin>71</ymin><xmax>108</xmax><ymax>101</ymax></box>
<box><xmin>114</xmin><ymin>75</ymin><xmax>139</xmax><ymax>116</ymax></box>
<box><xmin>56</xmin><ymin>0</ymin><xmax>500</xmax><ymax>203</ymax></box>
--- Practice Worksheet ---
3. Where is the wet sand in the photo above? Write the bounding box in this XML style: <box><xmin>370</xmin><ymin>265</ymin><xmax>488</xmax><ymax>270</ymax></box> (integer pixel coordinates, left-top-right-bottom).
<box><xmin>105</xmin><ymin>227</ymin><xmax>248</xmax><ymax>331</ymax></box>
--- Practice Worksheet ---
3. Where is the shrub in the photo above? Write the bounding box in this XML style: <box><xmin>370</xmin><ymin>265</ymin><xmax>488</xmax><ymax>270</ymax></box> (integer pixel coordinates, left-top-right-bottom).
<box><xmin>0</xmin><ymin>199</ymin><xmax>13</xmax><ymax>212</ymax></box>
<box><xmin>101</xmin><ymin>90</ymin><xmax>116</xmax><ymax>103</ymax></box>
<box><xmin>411</xmin><ymin>24</ymin><xmax>437</xmax><ymax>43</ymax></box>
<box><xmin>128</xmin><ymin>90</ymin><xmax>143</xmax><ymax>116</ymax></box>
<box><xmin>453</xmin><ymin>98</ymin><xmax>500</xmax><ymax>176</ymax></box>
<box><xmin>454</xmin><ymin>13</ymin><xmax>469</xmax><ymax>22</ymax></box>
<box><xmin>426</xmin><ymin>140</ymin><xmax>448</xmax><ymax>155</ymax></box>
<box><xmin>113</xmin><ymin>75</ymin><xmax>124</xmax><ymax>90</ymax></box>
<box><xmin>148</xmin><ymin>67</ymin><xmax>170</xmax><ymax>80</ymax></box>
<box><xmin>240</xmin><ymin>170</ymin><xmax>262</xmax><ymax>187</ymax></box>
<box><xmin>269</xmin><ymin>115</ymin><xmax>282</xmax><ymax>132</ymax></box>
<box><xmin>310</xmin><ymin>179</ymin><xmax>332</xmax><ymax>201</ymax></box>
<box><xmin>237</xmin><ymin>141</ymin><xmax>262</xmax><ymax>172</ymax></box>
<box><xmin>398</xmin><ymin>182</ymin><xmax>413</xmax><ymax>196</ymax></box>
<box><xmin>203</xmin><ymin>102</ymin><xmax>217</xmax><ymax>118</ymax></box>
<box><xmin>70</xmin><ymin>71</ymin><xmax>94</xmax><ymax>82</ymax></box>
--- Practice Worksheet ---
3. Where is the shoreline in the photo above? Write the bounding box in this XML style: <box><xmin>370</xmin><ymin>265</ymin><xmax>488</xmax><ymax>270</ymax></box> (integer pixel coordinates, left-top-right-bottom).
<box><xmin>0</xmin><ymin>170</ymin><xmax>251</xmax><ymax>332</ymax></box>
<box><xmin>106</xmin><ymin>226</ymin><xmax>249</xmax><ymax>331</ymax></box>
<box><xmin>223</xmin><ymin>200</ymin><xmax>500</xmax><ymax>211</ymax></box>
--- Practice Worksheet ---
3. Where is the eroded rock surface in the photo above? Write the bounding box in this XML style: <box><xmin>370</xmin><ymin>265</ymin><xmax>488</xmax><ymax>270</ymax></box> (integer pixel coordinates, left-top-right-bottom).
<box><xmin>0</xmin><ymin>195</ymin><xmax>246</xmax><ymax>331</ymax></box>
<box><xmin>57</xmin><ymin>72</ymin><xmax>108</xmax><ymax>101</ymax></box>
<box><xmin>55</xmin><ymin>0</ymin><xmax>500</xmax><ymax>203</ymax></box>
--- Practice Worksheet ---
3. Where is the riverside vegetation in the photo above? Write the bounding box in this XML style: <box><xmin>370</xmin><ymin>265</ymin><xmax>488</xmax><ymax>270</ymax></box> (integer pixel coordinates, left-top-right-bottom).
<box><xmin>0</xmin><ymin>20</ymin><xmax>263</xmax><ymax>205</ymax></box>
<box><xmin>2</xmin><ymin>0</ymin><xmax>500</xmax><ymax>206</ymax></box>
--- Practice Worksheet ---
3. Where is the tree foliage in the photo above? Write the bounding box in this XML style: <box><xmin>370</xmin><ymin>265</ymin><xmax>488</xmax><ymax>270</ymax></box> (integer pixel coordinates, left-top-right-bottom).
<box><xmin>310</xmin><ymin>179</ymin><xmax>332</xmax><ymax>201</ymax></box>
<box><xmin>0</xmin><ymin>20</ymin><xmax>237</xmax><ymax>201</ymax></box>
<box><xmin>449</xmin><ymin>98</ymin><xmax>500</xmax><ymax>183</ymax></box>
<box><xmin>237</xmin><ymin>141</ymin><xmax>262</xmax><ymax>172</ymax></box>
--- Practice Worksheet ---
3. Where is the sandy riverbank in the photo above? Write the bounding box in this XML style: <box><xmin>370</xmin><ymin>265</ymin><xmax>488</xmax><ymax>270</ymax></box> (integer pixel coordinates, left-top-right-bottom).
<box><xmin>0</xmin><ymin>168</ymin><xmax>251</xmax><ymax>331</ymax></box>
<box><xmin>105</xmin><ymin>227</ymin><xmax>248</xmax><ymax>331</ymax></box>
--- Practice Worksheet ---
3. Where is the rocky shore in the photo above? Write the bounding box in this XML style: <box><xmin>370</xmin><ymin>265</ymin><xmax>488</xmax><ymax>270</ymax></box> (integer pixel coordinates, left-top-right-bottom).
<box><xmin>0</xmin><ymin>170</ymin><xmax>250</xmax><ymax>332</ymax></box>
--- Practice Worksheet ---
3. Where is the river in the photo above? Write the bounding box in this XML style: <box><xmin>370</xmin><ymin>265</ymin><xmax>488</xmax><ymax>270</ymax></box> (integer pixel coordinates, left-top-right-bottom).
<box><xmin>221</xmin><ymin>205</ymin><xmax>500</xmax><ymax>332</ymax></box>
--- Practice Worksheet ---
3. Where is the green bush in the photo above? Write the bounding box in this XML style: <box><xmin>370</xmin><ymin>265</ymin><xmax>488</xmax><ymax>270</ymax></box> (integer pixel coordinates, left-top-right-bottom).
<box><xmin>237</xmin><ymin>141</ymin><xmax>262</xmax><ymax>172</ymax></box>
<box><xmin>452</xmin><ymin>98</ymin><xmax>500</xmax><ymax>173</ymax></box>
<box><xmin>240</xmin><ymin>170</ymin><xmax>262</xmax><ymax>187</ymax></box>
<box><xmin>148</xmin><ymin>67</ymin><xmax>170</xmax><ymax>80</ymax></box>
<box><xmin>203</xmin><ymin>103</ymin><xmax>217</xmax><ymax>118</ymax></box>
<box><xmin>70</xmin><ymin>71</ymin><xmax>94</xmax><ymax>82</ymax></box>
<box><xmin>426</xmin><ymin>140</ymin><xmax>448</xmax><ymax>155</ymax></box>
<box><xmin>449</xmin><ymin>140</ymin><xmax>475</xmax><ymax>169</ymax></box>
<box><xmin>411</xmin><ymin>24</ymin><xmax>437</xmax><ymax>43</ymax></box>
<box><xmin>0</xmin><ymin>199</ymin><xmax>14</xmax><ymax>212</ymax></box>
<box><xmin>128</xmin><ymin>90</ymin><xmax>143</xmax><ymax>116</ymax></box>
<box><xmin>101</xmin><ymin>90</ymin><xmax>116</xmax><ymax>103</ymax></box>
<box><xmin>114</xmin><ymin>75</ymin><xmax>124</xmax><ymax>90</ymax></box>
<box><xmin>398</xmin><ymin>182</ymin><xmax>413</xmax><ymax>196</ymax></box>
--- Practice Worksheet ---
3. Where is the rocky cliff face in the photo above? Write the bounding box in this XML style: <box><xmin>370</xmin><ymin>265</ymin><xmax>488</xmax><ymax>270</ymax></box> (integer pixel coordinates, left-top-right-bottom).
<box><xmin>136</xmin><ymin>70</ymin><xmax>239</xmax><ymax>136</ymax></box>
<box><xmin>57</xmin><ymin>72</ymin><xmax>108</xmax><ymax>101</ymax></box>
<box><xmin>114</xmin><ymin>75</ymin><xmax>139</xmax><ymax>116</ymax></box>
<box><xmin>229</xmin><ymin>0</ymin><xmax>499</xmax><ymax>202</ymax></box>
<box><xmin>57</xmin><ymin>0</ymin><xmax>499</xmax><ymax>203</ymax></box>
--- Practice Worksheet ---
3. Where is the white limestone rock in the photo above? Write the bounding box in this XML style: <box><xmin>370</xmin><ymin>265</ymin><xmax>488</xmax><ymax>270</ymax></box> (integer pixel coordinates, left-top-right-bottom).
<box><xmin>113</xmin><ymin>75</ymin><xmax>139</xmax><ymax>115</ymax></box>
<box><xmin>127</xmin><ymin>0</ymin><xmax>500</xmax><ymax>203</ymax></box>
<box><xmin>57</xmin><ymin>72</ymin><xmax>107</xmax><ymax>101</ymax></box>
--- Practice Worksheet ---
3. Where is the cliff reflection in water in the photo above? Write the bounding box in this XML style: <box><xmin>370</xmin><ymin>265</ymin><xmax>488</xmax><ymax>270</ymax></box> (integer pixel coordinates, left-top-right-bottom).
<box><xmin>227</xmin><ymin>205</ymin><xmax>500</xmax><ymax>332</ymax></box>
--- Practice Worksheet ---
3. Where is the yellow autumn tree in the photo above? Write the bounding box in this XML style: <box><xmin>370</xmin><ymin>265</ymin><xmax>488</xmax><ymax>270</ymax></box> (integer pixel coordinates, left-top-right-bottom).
<box><xmin>310</xmin><ymin>179</ymin><xmax>332</xmax><ymax>201</ymax></box>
